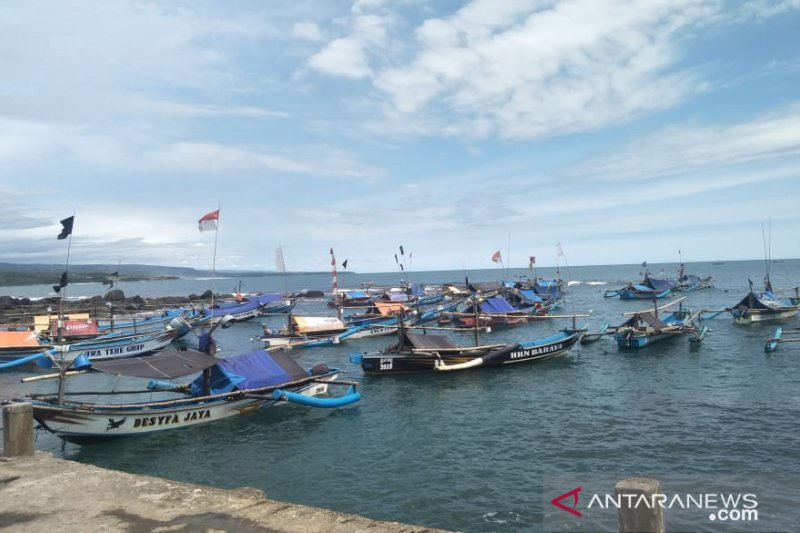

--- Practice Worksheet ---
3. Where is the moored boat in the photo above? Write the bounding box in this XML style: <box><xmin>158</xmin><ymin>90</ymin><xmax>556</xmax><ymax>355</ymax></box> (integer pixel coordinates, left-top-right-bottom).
<box><xmin>22</xmin><ymin>346</ymin><xmax>360</xmax><ymax>444</ymax></box>
<box><xmin>350</xmin><ymin>327</ymin><xmax>582</xmax><ymax>375</ymax></box>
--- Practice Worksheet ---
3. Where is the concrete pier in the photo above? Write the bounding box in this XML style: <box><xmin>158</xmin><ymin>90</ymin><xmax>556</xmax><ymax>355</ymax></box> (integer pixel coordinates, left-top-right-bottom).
<box><xmin>0</xmin><ymin>452</ymin><xmax>451</xmax><ymax>532</ymax></box>
<box><xmin>2</xmin><ymin>402</ymin><xmax>34</xmax><ymax>458</ymax></box>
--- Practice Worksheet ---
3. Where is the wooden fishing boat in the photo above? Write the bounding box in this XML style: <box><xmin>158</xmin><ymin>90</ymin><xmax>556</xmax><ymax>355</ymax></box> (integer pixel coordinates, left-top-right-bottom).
<box><xmin>328</xmin><ymin>289</ymin><xmax>380</xmax><ymax>309</ymax></box>
<box><xmin>0</xmin><ymin>327</ymin><xmax>181</xmax><ymax>370</ymax></box>
<box><xmin>350</xmin><ymin>327</ymin><xmax>582</xmax><ymax>375</ymax></box>
<box><xmin>204</xmin><ymin>296</ymin><xmax>266</xmax><ymax>322</ymax></box>
<box><xmin>605</xmin><ymin>281</ymin><xmax>672</xmax><ymax>300</ymax></box>
<box><xmin>729</xmin><ymin>288</ymin><xmax>800</xmax><ymax>324</ymax></box>
<box><xmin>0</xmin><ymin>330</ymin><xmax>48</xmax><ymax>362</ymax></box>
<box><xmin>448</xmin><ymin>294</ymin><xmax>535</xmax><ymax>328</ymax></box>
<box><xmin>614</xmin><ymin>299</ymin><xmax>706</xmax><ymax>349</ymax></box>
<box><xmin>21</xmin><ymin>347</ymin><xmax>360</xmax><ymax>444</ymax></box>
<box><xmin>260</xmin><ymin>315</ymin><xmax>350</xmax><ymax>348</ymax></box>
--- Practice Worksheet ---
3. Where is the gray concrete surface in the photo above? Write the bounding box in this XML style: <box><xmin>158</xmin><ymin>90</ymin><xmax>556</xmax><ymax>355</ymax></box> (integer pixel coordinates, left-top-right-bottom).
<box><xmin>0</xmin><ymin>452</ymin><xmax>452</xmax><ymax>532</ymax></box>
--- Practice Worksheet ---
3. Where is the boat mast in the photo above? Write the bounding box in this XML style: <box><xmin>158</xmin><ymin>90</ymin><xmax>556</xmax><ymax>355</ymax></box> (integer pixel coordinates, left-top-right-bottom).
<box><xmin>762</xmin><ymin>219</ymin><xmax>772</xmax><ymax>292</ymax></box>
<box><xmin>56</xmin><ymin>214</ymin><xmax>76</xmax><ymax>404</ymax></box>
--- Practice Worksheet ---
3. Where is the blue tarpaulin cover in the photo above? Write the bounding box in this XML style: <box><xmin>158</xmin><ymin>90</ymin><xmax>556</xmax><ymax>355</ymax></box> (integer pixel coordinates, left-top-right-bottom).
<box><xmin>344</xmin><ymin>290</ymin><xmax>368</xmax><ymax>298</ymax></box>
<box><xmin>479</xmin><ymin>296</ymin><xmax>516</xmax><ymax>313</ymax></box>
<box><xmin>518</xmin><ymin>289</ymin><xmax>543</xmax><ymax>303</ymax></box>
<box><xmin>190</xmin><ymin>350</ymin><xmax>309</xmax><ymax>395</ymax></box>
<box><xmin>534</xmin><ymin>282</ymin><xmax>561</xmax><ymax>299</ymax></box>
<box><xmin>644</xmin><ymin>277</ymin><xmax>674</xmax><ymax>292</ymax></box>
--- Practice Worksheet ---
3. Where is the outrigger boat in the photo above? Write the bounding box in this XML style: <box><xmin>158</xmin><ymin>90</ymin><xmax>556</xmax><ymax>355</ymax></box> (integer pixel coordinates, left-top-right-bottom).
<box><xmin>349</xmin><ymin>311</ymin><xmax>585</xmax><ymax>374</ymax></box>
<box><xmin>350</xmin><ymin>329</ymin><xmax>582</xmax><ymax>374</ymax></box>
<box><xmin>613</xmin><ymin>298</ymin><xmax>707</xmax><ymax>349</ymax></box>
<box><xmin>0</xmin><ymin>327</ymin><xmax>180</xmax><ymax>370</ymax></box>
<box><xmin>729</xmin><ymin>286</ymin><xmax>800</xmax><ymax>324</ymax></box>
<box><xmin>16</xmin><ymin>318</ymin><xmax>360</xmax><ymax>444</ymax></box>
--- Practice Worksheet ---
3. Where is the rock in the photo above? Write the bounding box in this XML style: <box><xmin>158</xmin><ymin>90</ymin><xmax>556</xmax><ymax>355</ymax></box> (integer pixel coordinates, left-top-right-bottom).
<box><xmin>104</xmin><ymin>289</ymin><xmax>126</xmax><ymax>301</ymax></box>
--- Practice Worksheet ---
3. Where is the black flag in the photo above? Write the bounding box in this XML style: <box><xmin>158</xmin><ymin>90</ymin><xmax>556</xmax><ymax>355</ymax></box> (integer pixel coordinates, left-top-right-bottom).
<box><xmin>57</xmin><ymin>216</ymin><xmax>74</xmax><ymax>239</ymax></box>
<box><xmin>54</xmin><ymin>271</ymin><xmax>68</xmax><ymax>293</ymax></box>
<box><xmin>104</xmin><ymin>271</ymin><xmax>119</xmax><ymax>288</ymax></box>
<box><xmin>342</xmin><ymin>259</ymin><xmax>348</xmax><ymax>269</ymax></box>
<box><xmin>399</xmin><ymin>245</ymin><xmax>404</xmax><ymax>255</ymax></box>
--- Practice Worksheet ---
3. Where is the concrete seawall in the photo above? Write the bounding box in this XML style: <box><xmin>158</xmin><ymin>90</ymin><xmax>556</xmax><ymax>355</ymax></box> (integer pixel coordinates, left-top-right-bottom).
<box><xmin>0</xmin><ymin>452</ymin><xmax>452</xmax><ymax>532</ymax></box>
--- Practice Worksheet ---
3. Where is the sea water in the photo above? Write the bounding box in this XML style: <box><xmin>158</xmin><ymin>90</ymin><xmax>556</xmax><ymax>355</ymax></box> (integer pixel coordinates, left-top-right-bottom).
<box><xmin>1</xmin><ymin>259</ymin><xmax>799</xmax><ymax>532</ymax></box>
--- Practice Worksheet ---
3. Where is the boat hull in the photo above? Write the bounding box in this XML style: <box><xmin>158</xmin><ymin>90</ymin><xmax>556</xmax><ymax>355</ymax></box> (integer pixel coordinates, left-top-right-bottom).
<box><xmin>733</xmin><ymin>308</ymin><xmax>800</xmax><ymax>324</ymax></box>
<box><xmin>354</xmin><ymin>331</ymin><xmax>581</xmax><ymax>375</ymax></box>
<box><xmin>30</xmin><ymin>380</ymin><xmax>333</xmax><ymax>444</ymax></box>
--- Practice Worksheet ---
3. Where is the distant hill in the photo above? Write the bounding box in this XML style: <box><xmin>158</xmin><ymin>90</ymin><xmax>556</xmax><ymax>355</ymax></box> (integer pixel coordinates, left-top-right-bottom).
<box><xmin>0</xmin><ymin>263</ymin><xmax>329</xmax><ymax>287</ymax></box>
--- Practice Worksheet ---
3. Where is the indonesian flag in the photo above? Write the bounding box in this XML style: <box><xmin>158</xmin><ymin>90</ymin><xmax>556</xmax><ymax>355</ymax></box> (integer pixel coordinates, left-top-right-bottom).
<box><xmin>492</xmin><ymin>250</ymin><xmax>502</xmax><ymax>263</ymax></box>
<box><xmin>198</xmin><ymin>209</ymin><xmax>219</xmax><ymax>232</ymax></box>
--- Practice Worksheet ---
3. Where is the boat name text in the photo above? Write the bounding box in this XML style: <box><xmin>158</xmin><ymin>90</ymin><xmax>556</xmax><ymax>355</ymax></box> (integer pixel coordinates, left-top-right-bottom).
<box><xmin>132</xmin><ymin>409</ymin><xmax>211</xmax><ymax>428</ymax></box>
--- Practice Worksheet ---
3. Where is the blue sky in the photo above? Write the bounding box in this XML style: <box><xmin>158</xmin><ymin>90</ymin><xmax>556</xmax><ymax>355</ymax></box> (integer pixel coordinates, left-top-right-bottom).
<box><xmin>1</xmin><ymin>0</ymin><xmax>799</xmax><ymax>274</ymax></box>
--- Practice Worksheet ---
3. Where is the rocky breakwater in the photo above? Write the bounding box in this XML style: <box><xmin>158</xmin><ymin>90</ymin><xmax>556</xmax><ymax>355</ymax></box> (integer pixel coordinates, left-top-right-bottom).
<box><xmin>0</xmin><ymin>289</ymin><xmax>216</xmax><ymax>326</ymax></box>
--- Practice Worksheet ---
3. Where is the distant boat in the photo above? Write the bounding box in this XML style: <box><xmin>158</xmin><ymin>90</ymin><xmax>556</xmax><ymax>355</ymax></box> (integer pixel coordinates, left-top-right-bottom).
<box><xmin>604</xmin><ymin>279</ymin><xmax>672</xmax><ymax>300</ymax></box>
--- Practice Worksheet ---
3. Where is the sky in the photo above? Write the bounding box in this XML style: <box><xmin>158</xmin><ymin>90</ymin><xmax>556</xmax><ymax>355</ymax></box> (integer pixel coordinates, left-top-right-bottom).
<box><xmin>1</xmin><ymin>0</ymin><xmax>799</xmax><ymax>274</ymax></box>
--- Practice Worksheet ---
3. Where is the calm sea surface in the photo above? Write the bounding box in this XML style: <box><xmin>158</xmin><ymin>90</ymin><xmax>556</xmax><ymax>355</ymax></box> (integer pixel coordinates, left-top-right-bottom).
<box><xmin>2</xmin><ymin>260</ymin><xmax>799</xmax><ymax>532</ymax></box>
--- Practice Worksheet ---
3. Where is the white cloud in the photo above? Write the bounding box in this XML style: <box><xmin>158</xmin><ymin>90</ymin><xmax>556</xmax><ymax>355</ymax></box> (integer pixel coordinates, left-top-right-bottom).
<box><xmin>573</xmin><ymin>105</ymin><xmax>800</xmax><ymax>182</ymax></box>
<box><xmin>372</xmin><ymin>0</ymin><xmax>715</xmax><ymax>139</ymax></box>
<box><xmin>307</xmin><ymin>1</ymin><xmax>391</xmax><ymax>79</ymax></box>
<box><xmin>309</xmin><ymin>38</ymin><xmax>373</xmax><ymax>78</ymax></box>
<box><xmin>292</xmin><ymin>21</ymin><xmax>323</xmax><ymax>41</ymax></box>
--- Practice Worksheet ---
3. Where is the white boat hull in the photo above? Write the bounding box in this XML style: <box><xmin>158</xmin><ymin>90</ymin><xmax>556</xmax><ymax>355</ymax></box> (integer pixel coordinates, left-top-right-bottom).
<box><xmin>48</xmin><ymin>330</ymin><xmax>178</xmax><ymax>363</ymax></box>
<box><xmin>32</xmin><ymin>381</ymin><xmax>332</xmax><ymax>443</ymax></box>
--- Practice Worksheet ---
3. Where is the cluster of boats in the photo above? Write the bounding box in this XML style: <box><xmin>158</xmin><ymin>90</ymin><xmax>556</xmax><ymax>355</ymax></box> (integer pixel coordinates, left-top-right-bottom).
<box><xmin>2</xmin><ymin>269</ymin><xmax>799</xmax><ymax>445</ymax></box>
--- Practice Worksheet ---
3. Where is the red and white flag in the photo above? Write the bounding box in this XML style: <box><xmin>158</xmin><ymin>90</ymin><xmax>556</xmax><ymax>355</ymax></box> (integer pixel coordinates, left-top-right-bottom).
<box><xmin>492</xmin><ymin>250</ymin><xmax>502</xmax><ymax>263</ymax></box>
<box><xmin>198</xmin><ymin>209</ymin><xmax>219</xmax><ymax>232</ymax></box>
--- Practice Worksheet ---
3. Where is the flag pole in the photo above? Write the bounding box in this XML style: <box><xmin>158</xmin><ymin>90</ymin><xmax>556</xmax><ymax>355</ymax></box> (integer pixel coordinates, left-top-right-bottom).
<box><xmin>210</xmin><ymin>202</ymin><xmax>221</xmax><ymax>315</ymax></box>
<box><xmin>57</xmin><ymin>213</ymin><xmax>75</xmax><ymax>404</ymax></box>
<box><xmin>58</xmin><ymin>213</ymin><xmax>76</xmax><ymax>343</ymax></box>
<box><xmin>505</xmin><ymin>234</ymin><xmax>510</xmax><ymax>282</ymax></box>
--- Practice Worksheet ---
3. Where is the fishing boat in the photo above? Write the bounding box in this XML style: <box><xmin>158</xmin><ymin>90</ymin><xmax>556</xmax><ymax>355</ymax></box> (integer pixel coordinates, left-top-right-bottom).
<box><xmin>204</xmin><ymin>296</ymin><xmax>266</xmax><ymax>322</ymax></box>
<box><xmin>729</xmin><ymin>220</ymin><xmax>800</xmax><ymax>324</ymax></box>
<box><xmin>350</xmin><ymin>326</ymin><xmax>583</xmax><ymax>375</ymax></box>
<box><xmin>604</xmin><ymin>278</ymin><xmax>672</xmax><ymax>300</ymax></box>
<box><xmin>22</xmin><ymin>346</ymin><xmax>360</xmax><ymax>444</ymax></box>
<box><xmin>446</xmin><ymin>294</ymin><xmax>535</xmax><ymax>328</ymax></box>
<box><xmin>0</xmin><ymin>330</ymin><xmax>48</xmax><ymax>362</ymax></box>
<box><xmin>0</xmin><ymin>327</ymin><xmax>181</xmax><ymax>370</ymax></box>
<box><xmin>613</xmin><ymin>299</ymin><xmax>706</xmax><ymax>349</ymax></box>
<box><xmin>673</xmin><ymin>264</ymin><xmax>713</xmax><ymax>292</ymax></box>
<box><xmin>260</xmin><ymin>315</ymin><xmax>350</xmax><ymax>348</ymax></box>
<box><xmin>344</xmin><ymin>300</ymin><xmax>414</xmax><ymax>327</ymax></box>
<box><xmin>255</xmin><ymin>293</ymin><xmax>295</xmax><ymax>315</ymax></box>
<box><xmin>729</xmin><ymin>288</ymin><xmax>800</xmax><ymax>324</ymax></box>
